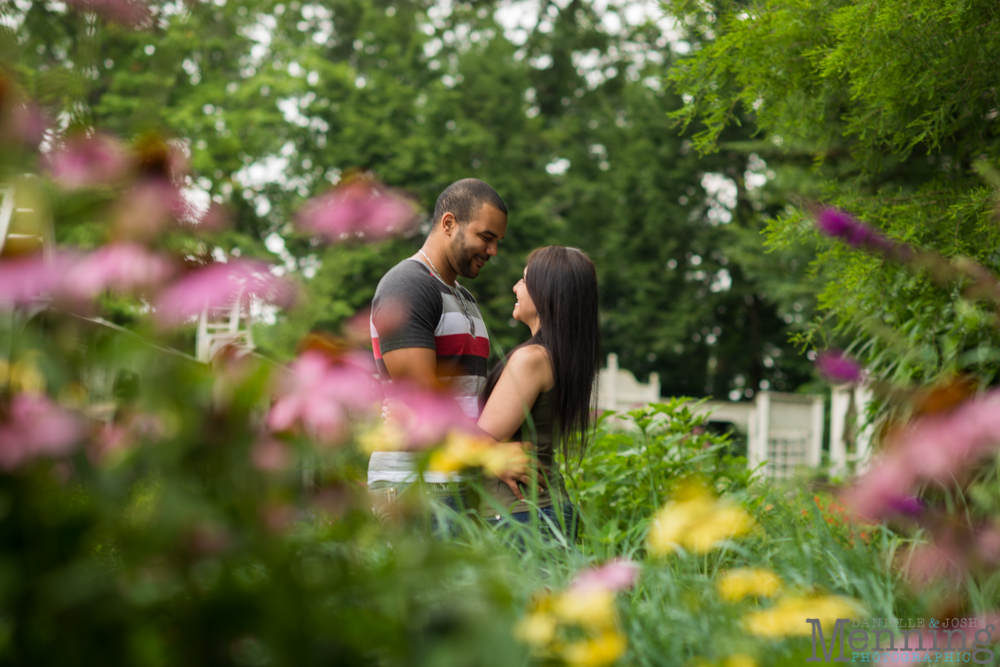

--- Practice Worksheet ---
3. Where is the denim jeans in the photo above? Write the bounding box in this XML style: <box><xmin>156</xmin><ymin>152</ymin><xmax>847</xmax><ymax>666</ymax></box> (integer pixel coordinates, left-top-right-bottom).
<box><xmin>484</xmin><ymin>503</ymin><xmax>579</xmax><ymax>543</ymax></box>
<box><xmin>368</xmin><ymin>479</ymin><xmax>470</xmax><ymax>537</ymax></box>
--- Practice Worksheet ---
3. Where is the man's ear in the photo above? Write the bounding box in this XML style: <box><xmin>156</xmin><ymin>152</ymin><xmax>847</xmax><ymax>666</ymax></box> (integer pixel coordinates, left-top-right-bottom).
<box><xmin>440</xmin><ymin>212</ymin><xmax>457</xmax><ymax>237</ymax></box>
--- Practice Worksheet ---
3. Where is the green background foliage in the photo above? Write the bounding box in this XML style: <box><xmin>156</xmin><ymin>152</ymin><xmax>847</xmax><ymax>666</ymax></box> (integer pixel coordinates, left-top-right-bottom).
<box><xmin>664</xmin><ymin>0</ymin><xmax>1000</xmax><ymax>391</ymax></box>
<box><xmin>2</xmin><ymin>0</ymin><xmax>819</xmax><ymax>400</ymax></box>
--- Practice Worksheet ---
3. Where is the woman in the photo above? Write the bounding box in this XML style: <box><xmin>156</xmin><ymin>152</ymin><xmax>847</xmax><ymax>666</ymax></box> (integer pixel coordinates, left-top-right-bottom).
<box><xmin>476</xmin><ymin>246</ymin><xmax>601</xmax><ymax>537</ymax></box>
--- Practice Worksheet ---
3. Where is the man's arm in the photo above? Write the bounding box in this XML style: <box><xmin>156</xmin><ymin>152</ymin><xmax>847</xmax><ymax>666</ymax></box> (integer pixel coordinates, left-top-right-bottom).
<box><xmin>381</xmin><ymin>347</ymin><xmax>440</xmax><ymax>390</ymax></box>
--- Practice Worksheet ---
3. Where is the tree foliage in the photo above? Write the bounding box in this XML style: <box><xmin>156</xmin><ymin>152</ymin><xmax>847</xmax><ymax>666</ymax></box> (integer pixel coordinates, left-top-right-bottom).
<box><xmin>2</xmin><ymin>0</ymin><xmax>819</xmax><ymax>398</ymax></box>
<box><xmin>664</xmin><ymin>0</ymin><xmax>1000</xmax><ymax>387</ymax></box>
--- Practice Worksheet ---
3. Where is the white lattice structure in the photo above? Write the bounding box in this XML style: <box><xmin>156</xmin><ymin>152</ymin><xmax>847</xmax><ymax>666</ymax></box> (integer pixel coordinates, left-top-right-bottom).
<box><xmin>196</xmin><ymin>288</ymin><xmax>255</xmax><ymax>363</ymax></box>
<box><xmin>594</xmin><ymin>353</ymin><xmax>660</xmax><ymax>412</ymax></box>
<box><xmin>1</xmin><ymin>180</ymin><xmax>55</xmax><ymax>321</ymax></box>
<box><xmin>829</xmin><ymin>383</ymin><xmax>874</xmax><ymax>477</ymax></box>
<box><xmin>594</xmin><ymin>353</ymin><xmax>827</xmax><ymax>480</ymax></box>
<box><xmin>747</xmin><ymin>392</ymin><xmax>825</xmax><ymax>479</ymax></box>
<box><xmin>0</xmin><ymin>178</ymin><xmax>53</xmax><ymax>261</ymax></box>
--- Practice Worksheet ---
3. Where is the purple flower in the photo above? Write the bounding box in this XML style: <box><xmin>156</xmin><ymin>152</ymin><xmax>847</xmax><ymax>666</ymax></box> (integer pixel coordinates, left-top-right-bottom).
<box><xmin>48</xmin><ymin>133</ymin><xmax>131</xmax><ymax>190</ymax></box>
<box><xmin>816</xmin><ymin>208</ymin><xmax>896</xmax><ymax>254</ymax></box>
<box><xmin>155</xmin><ymin>259</ymin><xmax>297</xmax><ymax>326</ymax></box>
<box><xmin>816</xmin><ymin>350</ymin><xmax>864</xmax><ymax>383</ymax></box>
<box><xmin>885</xmin><ymin>495</ymin><xmax>924</xmax><ymax>517</ymax></box>
<box><xmin>297</xmin><ymin>181</ymin><xmax>418</xmax><ymax>243</ymax></box>
<box><xmin>570</xmin><ymin>559</ymin><xmax>640</xmax><ymax>593</ymax></box>
<box><xmin>0</xmin><ymin>394</ymin><xmax>85</xmax><ymax>471</ymax></box>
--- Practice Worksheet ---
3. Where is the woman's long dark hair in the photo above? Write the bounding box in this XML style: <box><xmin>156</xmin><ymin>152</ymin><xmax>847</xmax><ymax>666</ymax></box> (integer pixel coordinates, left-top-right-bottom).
<box><xmin>481</xmin><ymin>246</ymin><xmax>601</xmax><ymax>459</ymax></box>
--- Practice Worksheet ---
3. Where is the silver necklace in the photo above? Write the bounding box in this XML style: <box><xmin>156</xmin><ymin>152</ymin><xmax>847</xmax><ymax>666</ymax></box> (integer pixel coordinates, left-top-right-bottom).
<box><xmin>418</xmin><ymin>250</ymin><xmax>477</xmax><ymax>336</ymax></box>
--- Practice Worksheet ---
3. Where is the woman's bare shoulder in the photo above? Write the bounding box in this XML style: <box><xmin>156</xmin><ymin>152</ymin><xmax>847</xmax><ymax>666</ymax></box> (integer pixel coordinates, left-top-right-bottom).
<box><xmin>506</xmin><ymin>344</ymin><xmax>554</xmax><ymax>389</ymax></box>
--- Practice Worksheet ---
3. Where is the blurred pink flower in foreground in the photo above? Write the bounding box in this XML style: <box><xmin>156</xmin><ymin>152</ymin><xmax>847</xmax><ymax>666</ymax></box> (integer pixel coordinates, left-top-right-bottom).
<box><xmin>267</xmin><ymin>351</ymin><xmax>380</xmax><ymax>445</ymax></box>
<box><xmin>48</xmin><ymin>133</ymin><xmax>130</xmax><ymax>189</ymax></box>
<box><xmin>570</xmin><ymin>559</ymin><xmax>640</xmax><ymax>593</ymax></box>
<box><xmin>0</xmin><ymin>246</ymin><xmax>173</xmax><ymax>306</ymax></box>
<box><xmin>9</xmin><ymin>103</ymin><xmax>49</xmax><ymax>148</ymax></box>
<box><xmin>65</xmin><ymin>0</ymin><xmax>153</xmax><ymax>28</ymax></box>
<box><xmin>0</xmin><ymin>253</ymin><xmax>68</xmax><ymax>305</ymax></box>
<box><xmin>87</xmin><ymin>413</ymin><xmax>164</xmax><ymax>466</ymax></box>
<box><xmin>251</xmin><ymin>437</ymin><xmax>292</xmax><ymax>472</ymax></box>
<box><xmin>844</xmin><ymin>389</ymin><xmax>1000</xmax><ymax>520</ymax></box>
<box><xmin>297</xmin><ymin>181</ymin><xmax>418</xmax><ymax>243</ymax></box>
<box><xmin>155</xmin><ymin>259</ymin><xmax>297</xmax><ymax>326</ymax></box>
<box><xmin>113</xmin><ymin>178</ymin><xmax>188</xmax><ymax>240</ymax></box>
<box><xmin>384</xmin><ymin>386</ymin><xmax>479</xmax><ymax>448</ymax></box>
<box><xmin>903</xmin><ymin>390</ymin><xmax>1000</xmax><ymax>482</ymax></box>
<box><xmin>816</xmin><ymin>350</ymin><xmax>863</xmax><ymax>384</ymax></box>
<box><xmin>904</xmin><ymin>536</ymin><xmax>967</xmax><ymax>585</ymax></box>
<box><xmin>65</xmin><ymin>243</ymin><xmax>174</xmax><ymax>299</ymax></box>
<box><xmin>0</xmin><ymin>394</ymin><xmax>85</xmax><ymax>470</ymax></box>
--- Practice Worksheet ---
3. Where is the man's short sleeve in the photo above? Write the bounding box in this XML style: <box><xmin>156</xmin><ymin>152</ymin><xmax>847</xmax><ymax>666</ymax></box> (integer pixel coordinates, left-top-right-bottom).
<box><xmin>372</xmin><ymin>262</ymin><xmax>441</xmax><ymax>354</ymax></box>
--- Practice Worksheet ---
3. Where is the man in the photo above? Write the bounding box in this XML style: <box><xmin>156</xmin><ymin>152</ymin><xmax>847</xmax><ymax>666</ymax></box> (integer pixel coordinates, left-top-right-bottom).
<box><xmin>368</xmin><ymin>178</ymin><xmax>527</xmax><ymax>521</ymax></box>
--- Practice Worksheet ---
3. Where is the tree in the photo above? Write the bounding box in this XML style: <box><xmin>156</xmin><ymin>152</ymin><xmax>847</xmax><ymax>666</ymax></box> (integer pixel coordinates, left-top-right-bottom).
<box><xmin>2</xmin><ymin>0</ymin><xmax>816</xmax><ymax>399</ymax></box>
<box><xmin>662</xmin><ymin>0</ymin><xmax>1000</xmax><ymax>389</ymax></box>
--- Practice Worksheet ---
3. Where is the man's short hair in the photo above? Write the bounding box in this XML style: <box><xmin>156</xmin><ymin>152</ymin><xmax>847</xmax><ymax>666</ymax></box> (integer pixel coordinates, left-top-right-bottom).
<box><xmin>432</xmin><ymin>178</ymin><xmax>508</xmax><ymax>228</ymax></box>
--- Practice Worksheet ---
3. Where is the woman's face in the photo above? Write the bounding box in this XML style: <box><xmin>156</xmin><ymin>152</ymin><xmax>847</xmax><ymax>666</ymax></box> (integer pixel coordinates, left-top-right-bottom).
<box><xmin>512</xmin><ymin>267</ymin><xmax>538</xmax><ymax>326</ymax></box>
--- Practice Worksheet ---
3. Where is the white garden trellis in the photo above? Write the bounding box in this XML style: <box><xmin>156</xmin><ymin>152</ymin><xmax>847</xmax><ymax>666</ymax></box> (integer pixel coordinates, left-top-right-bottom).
<box><xmin>594</xmin><ymin>353</ymin><xmax>875</xmax><ymax>480</ymax></box>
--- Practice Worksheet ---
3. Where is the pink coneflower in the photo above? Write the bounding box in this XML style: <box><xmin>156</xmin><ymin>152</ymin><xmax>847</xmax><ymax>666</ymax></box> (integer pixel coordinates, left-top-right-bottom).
<box><xmin>384</xmin><ymin>386</ymin><xmax>479</xmax><ymax>448</ymax></box>
<box><xmin>297</xmin><ymin>181</ymin><xmax>418</xmax><ymax>243</ymax></box>
<box><xmin>267</xmin><ymin>351</ymin><xmax>380</xmax><ymax>445</ymax></box>
<box><xmin>570</xmin><ymin>559</ymin><xmax>641</xmax><ymax>593</ymax></box>
<box><xmin>48</xmin><ymin>133</ymin><xmax>131</xmax><ymax>189</ymax></box>
<box><xmin>0</xmin><ymin>394</ymin><xmax>85</xmax><ymax>471</ymax></box>
<box><xmin>155</xmin><ymin>259</ymin><xmax>297</xmax><ymax>326</ymax></box>
<box><xmin>64</xmin><ymin>243</ymin><xmax>175</xmax><ymax>299</ymax></box>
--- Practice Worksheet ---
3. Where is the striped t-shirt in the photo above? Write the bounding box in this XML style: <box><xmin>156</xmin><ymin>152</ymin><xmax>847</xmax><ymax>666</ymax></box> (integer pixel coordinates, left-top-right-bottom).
<box><xmin>368</xmin><ymin>257</ymin><xmax>489</xmax><ymax>483</ymax></box>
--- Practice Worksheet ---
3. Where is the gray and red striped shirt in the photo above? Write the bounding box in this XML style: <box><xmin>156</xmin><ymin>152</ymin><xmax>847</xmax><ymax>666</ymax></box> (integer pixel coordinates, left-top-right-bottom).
<box><xmin>369</xmin><ymin>258</ymin><xmax>490</xmax><ymax>483</ymax></box>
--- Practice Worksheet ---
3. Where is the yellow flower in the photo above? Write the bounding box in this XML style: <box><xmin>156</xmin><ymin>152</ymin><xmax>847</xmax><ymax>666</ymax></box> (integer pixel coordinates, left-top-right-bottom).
<box><xmin>9</xmin><ymin>359</ymin><xmax>46</xmax><ymax>394</ymax></box>
<box><xmin>479</xmin><ymin>442</ymin><xmax>527</xmax><ymax>477</ymax></box>
<box><xmin>514</xmin><ymin>611</ymin><xmax>558</xmax><ymax>648</ymax></box>
<box><xmin>561</xmin><ymin>631</ymin><xmax>627</xmax><ymax>667</ymax></box>
<box><xmin>356</xmin><ymin>423</ymin><xmax>406</xmax><ymax>454</ymax></box>
<box><xmin>648</xmin><ymin>496</ymin><xmax>715</xmax><ymax>553</ymax></box>
<box><xmin>428</xmin><ymin>431</ymin><xmax>488</xmax><ymax>472</ymax></box>
<box><xmin>428</xmin><ymin>431</ymin><xmax>525</xmax><ymax>476</ymax></box>
<box><xmin>717</xmin><ymin>568</ymin><xmax>783</xmax><ymax>602</ymax></box>
<box><xmin>648</xmin><ymin>489</ymin><xmax>754</xmax><ymax>555</ymax></box>
<box><xmin>552</xmin><ymin>589</ymin><xmax>618</xmax><ymax>631</ymax></box>
<box><xmin>723</xmin><ymin>653</ymin><xmax>757</xmax><ymax>667</ymax></box>
<box><xmin>685</xmin><ymin>504</ymin><xmax>754</xmax><ymax>551</ymax></box>
<box><xmin>743</xmin><ymin>596</ymin><xmax>863</xmax><ymax>638</ymax></box>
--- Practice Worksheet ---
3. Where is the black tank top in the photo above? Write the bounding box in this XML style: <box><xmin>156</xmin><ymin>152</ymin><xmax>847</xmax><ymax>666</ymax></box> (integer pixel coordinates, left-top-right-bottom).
<box><xmin>481</xmin><ymin>389</ymin><xmax>568</xmax><ymax>515</ymax></box>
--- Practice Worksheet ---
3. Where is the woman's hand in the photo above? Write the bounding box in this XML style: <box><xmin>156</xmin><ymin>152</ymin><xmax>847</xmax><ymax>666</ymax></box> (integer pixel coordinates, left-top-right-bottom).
<box><xmin>496</xmin><ymin>441</ymin><xmax>545</xmax><ymax>500</ymax></box>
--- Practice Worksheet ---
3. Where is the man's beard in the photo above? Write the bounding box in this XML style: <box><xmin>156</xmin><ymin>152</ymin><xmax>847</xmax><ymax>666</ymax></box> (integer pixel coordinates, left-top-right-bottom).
<box><xmin>451</xmin><ymin>233</ymin><xmax>481</xmax><ymax>278</ymax></box>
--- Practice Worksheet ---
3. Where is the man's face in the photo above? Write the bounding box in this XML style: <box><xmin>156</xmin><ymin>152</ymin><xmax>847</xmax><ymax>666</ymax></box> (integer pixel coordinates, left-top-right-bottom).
<box><xmin>448</xmin><ymin>203</ymin><xmax>507</xmax><ymax>279</ymax></box>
